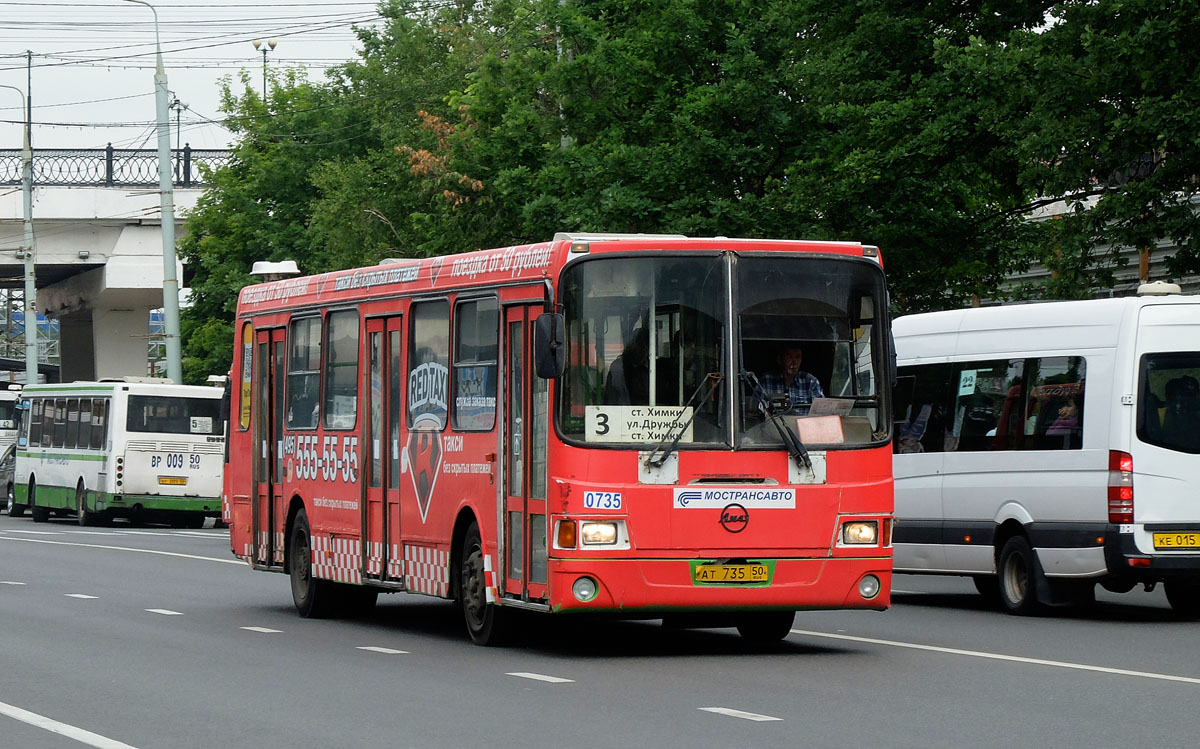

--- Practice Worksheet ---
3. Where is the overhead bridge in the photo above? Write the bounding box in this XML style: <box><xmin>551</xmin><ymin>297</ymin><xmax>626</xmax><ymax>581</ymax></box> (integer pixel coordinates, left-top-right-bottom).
<box><xmin>0</xmin><ymin>146</ymin><xmax>227</xmax><ymax>381</ymax></box>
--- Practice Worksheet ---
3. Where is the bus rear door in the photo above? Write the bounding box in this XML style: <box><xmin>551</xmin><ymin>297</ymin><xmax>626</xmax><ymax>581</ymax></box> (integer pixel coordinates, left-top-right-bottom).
<box><xmin>254</xmin><ymin>327</ymin><xmax>287</xmax><ymax>568</ymax></box>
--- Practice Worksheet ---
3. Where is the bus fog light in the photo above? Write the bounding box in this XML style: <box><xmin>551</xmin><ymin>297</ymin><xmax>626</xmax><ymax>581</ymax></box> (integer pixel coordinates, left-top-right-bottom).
<box><xmin>859</xmin><ymin>574</ymin><xmax>881</xmax><ymax>599</ymax></box>
<box><xmin>580</xmin><ymin>522</ymin><xmax>617</xmax><ymax>545</ymax></box>
<box><xmin>572</xmin><ymin>576</ymin><xmax>598</xmax><ymax>602</ymax></box>
<box><xmin>842</xmin><ymin>521</ymin><xmax>878</xmax><ymax>545</ymax></box>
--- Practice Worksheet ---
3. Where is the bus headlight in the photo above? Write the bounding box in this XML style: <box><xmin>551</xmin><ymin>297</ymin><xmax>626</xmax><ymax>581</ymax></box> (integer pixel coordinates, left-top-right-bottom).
<box><xmin>842</xmin><ymin>521</ymin><xmax>878</xmax><ymax>545</ymax></box>
<box><xmin>580</xmin><ymin>522</ymin><xmax>618</xmax><ymax>545</ymax></box>
<box><xmin>572</xmin><ymin>576</ymin><xmax>598</xmax><ymax>601</ymax></box>
<box><xmin>859</xmin><ymin>574</ymin><xmax>881</xmax><ymax>599</ymax></box>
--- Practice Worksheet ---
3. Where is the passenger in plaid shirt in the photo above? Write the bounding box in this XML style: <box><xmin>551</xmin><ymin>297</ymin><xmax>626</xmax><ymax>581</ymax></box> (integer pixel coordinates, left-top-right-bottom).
<box><xmin>758</xmin><ymin>345</ymin><xmax>824</xmax><ymax>413</ymax></box>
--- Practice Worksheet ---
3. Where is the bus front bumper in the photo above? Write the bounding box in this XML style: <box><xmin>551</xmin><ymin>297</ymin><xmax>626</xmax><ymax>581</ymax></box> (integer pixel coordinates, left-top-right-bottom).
<box><xmin>544</xmin><ymin>556</ymin><xmax>892</xmax><ymax>613</ymax></box>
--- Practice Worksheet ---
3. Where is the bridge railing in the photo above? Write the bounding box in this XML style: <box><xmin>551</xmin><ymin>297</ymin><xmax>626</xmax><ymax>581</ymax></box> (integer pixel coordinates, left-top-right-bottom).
<box><xmin>0</xmin><ymin>146</ymin><xmax>229</xmax><ymax>188</ymax></box>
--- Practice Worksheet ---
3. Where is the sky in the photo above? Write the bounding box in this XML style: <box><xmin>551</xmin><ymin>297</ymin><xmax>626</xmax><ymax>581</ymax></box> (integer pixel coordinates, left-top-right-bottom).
<box><xmin>0</xmin><ymin>0</ymin><xmax>384</xmax><ymax>152</ymax></box>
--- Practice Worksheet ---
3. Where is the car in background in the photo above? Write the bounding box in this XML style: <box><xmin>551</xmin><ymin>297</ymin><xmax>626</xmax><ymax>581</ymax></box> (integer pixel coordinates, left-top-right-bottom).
<box><xmin>1</xmin><ymin>443</ymin><xmax>14</xmax><ymax>515</ymax></box>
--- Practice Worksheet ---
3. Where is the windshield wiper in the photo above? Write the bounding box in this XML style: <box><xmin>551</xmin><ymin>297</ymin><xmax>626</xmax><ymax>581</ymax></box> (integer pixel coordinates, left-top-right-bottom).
<box><xmin>742</xmin><ymin>370</ymin><xmax>812</xmax><ymax>473</ymax></box>
<box><xmin>643</xmin><ymin>372</ymin><xmax>724</xmax><ymax>468</ymax></box>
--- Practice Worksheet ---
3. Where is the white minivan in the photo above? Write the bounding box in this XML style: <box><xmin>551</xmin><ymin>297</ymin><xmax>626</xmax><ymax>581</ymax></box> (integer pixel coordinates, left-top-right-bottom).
<box><xmin>892</xmin><ymin>287</ymin><xmax>1200</xmax><ymax>616</ymax></box>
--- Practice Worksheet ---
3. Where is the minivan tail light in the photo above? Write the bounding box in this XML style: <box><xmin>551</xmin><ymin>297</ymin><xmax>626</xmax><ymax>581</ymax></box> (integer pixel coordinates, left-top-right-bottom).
<box><xmin>1108</xmin><ymin>450</ymin><xmax>1133</xmax><ymax>523</ymax></box>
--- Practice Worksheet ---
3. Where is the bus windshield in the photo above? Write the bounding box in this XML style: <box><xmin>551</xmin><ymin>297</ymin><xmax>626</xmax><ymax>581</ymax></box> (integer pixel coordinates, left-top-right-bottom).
<box><xmin>126</xmin><ymin>395</ymin><xmax>222</xmax><ymax>435</ymax></box>
<box><xmin>0</xmin><ymin>398</ymin><xmax>16</xmax><ymax>430</ymax></box>
<box><xmin>557</xmin><ymin>252</ymin><xmax>888</xmax><ymax>449</ymax></box>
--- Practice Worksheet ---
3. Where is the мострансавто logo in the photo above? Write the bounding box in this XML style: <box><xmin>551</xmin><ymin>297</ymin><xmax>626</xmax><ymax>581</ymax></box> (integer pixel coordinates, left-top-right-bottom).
<box><xmin>672</xmin><ymin>487</ymin><xmax>795</xmax><ymax>509</ymax></box>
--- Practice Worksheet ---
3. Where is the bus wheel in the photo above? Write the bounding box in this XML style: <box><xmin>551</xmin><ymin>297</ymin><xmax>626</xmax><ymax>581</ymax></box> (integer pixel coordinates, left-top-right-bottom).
<box><xmin>1164</xmin><ymin>581</ymin><xmax>1200</xmax><ymax>619</ymax></box>
<box><xmin>459</xmin><ymin>521</ymin><xmax>509</xmax><ymax>646</ymax></box>
<box><xmin>998</xmin><ymin>536</ymin><xmax>1043</xmax><ymax>615</ymax></box>
<box><xmin>735</xmin><ymin>611</ymin><xmax>795</xmax><ymax>643</ymax></box>
<box><xmin>76</xmin><ymin>484</ymin><xmax>98</xmax><ymax>527</ymax></box>
<box><xmin>7</xmin><ymin>481</ymin><xmax>24</xmax><ymax>517</ymax></box>
<box><xmin>29</xmin><ymin>479</ymin><xmax>50</xmax><ymax>523</ymax></box>
<box><xmin>289</xmin><ymin>508</ymin><xmax>337</xmax><ymax>618</ymax></box>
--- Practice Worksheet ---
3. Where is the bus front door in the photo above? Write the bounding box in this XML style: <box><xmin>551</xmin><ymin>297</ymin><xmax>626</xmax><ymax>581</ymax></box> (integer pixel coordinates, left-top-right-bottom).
<box><xmin>253</xmin><ymin>327</ymin><xmax>287</xmax><ymax>569</ymax></box>
<box><xmin>363</xmin><ymin>316</ymin><xmax>405</xmax><ymax>583</ymax></box>
<box><xmin>502</xmin><ymin>305</ymin><xmax>549</xmax><ymax>602</ymax></box>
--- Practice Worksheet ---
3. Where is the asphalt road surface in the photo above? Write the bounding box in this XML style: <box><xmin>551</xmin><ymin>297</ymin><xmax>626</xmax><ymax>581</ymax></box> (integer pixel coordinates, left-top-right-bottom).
<box><xmin>1</xmin><ymin>512</ymin><xmax>1196</xmax><ymax>748</ymax></box>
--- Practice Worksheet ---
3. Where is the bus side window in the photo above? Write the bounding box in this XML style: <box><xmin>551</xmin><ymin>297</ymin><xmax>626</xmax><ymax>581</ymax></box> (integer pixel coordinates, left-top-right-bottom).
<box><xmin>287</xmin><ymin>317</ymin><xmax>321</xmax><ymax>430</ymax></box>
<box><xmin>324</xmin><ymin>310</ymin><xmax>360</xmax><ymax>430</ymax></box>
<box><xmin>79</xmin><ymin>399</ymin><xmax>93</xmax><ymax>451</ymax></box>
<box><xmin>29</xmin><ymin>399</ymin><xmax>42</xmax><ymax>447</ymax></box>
<box><xmin>92</xmin><ymin>399</ymin><xmax>109</xmax><ymax>450</ymax></box>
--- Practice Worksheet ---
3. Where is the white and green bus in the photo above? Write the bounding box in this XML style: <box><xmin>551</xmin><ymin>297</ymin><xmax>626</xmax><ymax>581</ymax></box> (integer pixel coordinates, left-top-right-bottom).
<box><xmin>10</xmin><ymin>379</ymin><xmax>225</xmax><ymax>527</ymax></box>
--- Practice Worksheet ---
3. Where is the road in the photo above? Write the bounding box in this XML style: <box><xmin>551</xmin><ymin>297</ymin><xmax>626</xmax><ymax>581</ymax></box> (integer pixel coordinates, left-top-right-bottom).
<box><xmin>1</xmin><ymin>512</ymin><xmax>1196</xmax><ymax>748</ymax></box>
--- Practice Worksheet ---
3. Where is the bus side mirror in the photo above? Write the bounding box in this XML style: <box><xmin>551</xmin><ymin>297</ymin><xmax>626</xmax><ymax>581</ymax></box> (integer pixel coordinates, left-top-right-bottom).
<box><xmin>534</xmin><ymin>313</ymin><xmax>566</xmax><ymax>379</ymax></box>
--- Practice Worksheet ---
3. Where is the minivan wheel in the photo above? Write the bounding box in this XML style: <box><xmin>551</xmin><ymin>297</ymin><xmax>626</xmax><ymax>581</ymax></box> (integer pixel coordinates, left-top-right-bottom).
<box><xmin>998</xmin><ymin>536</ymin><xmax>1043</xmax><ymax>615</ymax></box>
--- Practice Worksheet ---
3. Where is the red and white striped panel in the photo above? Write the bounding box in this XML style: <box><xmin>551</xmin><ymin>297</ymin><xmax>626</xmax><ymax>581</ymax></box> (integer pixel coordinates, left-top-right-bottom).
<box><xmin>404</xmin><ymin>544</ymin><xmax>449</xmax><ymax>597</ymax></box>
<box><xmin>366</xmin><ymin>541</ymin><xmax>383</xmax><ymax>577</ymax></box>
<box><xmin>311</xmin><ymin>535</ymin><xmax>362</xmax><ymax>584</ymax></box>
<box><xmin>273</xmin><ymin>531</ymin><xmax>285</xmax><ymax>565</ymax></box>
<box><xmin>387</xmin><ymin>544</ymin><xmax>404</xmax><ymax>580</ymax></box>
<box><xmin>483</xmin><ymin>553</ymin><xmax>497</xmax><ymax>603</ymax></box>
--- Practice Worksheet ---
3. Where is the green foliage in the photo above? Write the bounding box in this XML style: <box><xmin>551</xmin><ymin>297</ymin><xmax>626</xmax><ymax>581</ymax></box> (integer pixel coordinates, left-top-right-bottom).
<box><xmin>180</xmin><ymin>0</ymin><xmax>1200</xmax><ymax>382</ymax></box>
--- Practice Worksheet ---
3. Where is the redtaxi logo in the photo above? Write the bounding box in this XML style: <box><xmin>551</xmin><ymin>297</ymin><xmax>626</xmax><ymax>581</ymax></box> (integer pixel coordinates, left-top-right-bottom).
<box><xmin>406</xmin><ymin>429</ymin><xmax>443</xmax><ymax>522</ymax></box>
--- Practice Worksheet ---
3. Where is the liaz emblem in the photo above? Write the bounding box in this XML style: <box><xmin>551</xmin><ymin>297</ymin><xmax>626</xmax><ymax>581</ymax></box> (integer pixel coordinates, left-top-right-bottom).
<box><xmin>406</xmin><ymin>431</ymin><xmax>443</xmax><ymax>522</ymax></box>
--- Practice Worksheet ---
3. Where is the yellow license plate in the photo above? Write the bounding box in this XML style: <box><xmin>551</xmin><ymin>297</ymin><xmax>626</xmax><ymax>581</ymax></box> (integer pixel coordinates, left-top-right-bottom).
<box><xmin>158</xmin><ymin>476</ymin><xmax>187</xmax><ymax>486</ymax></box>
<box><xmin>693</xmin><ymin>563</ymin><xmax>769</xmax><ymax>584</ymax></box>
<box><xmin>1153</xmin><ymin>532</ymin><xmax>1200</xmax><ymax>550</ymax></box>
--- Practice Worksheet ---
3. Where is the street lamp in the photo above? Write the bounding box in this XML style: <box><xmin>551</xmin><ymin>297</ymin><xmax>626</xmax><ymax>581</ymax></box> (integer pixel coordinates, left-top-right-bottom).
<box><xmin>169</xmin><ymin>94</ymin><xmax>188</xmax><ymax>180</ymax></box>
<box><xmin>0</xmin><ymin>83</ymin><xmax>37</xmax><ymax>384</ymax></box>
<box><xmin>123</xmin><ymin>0</ymin><xmax>182</xmax><ymax>384</ymax></box>
<box><xmin>252</xmin><ymin>38</ymin><xmax>277</xmax><ymax>99</ymax></box>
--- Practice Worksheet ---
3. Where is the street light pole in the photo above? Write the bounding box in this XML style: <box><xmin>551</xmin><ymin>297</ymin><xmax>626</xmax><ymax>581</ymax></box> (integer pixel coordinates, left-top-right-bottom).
<box><xmin>0</xmin><ymin>83</ymin><xmax>37</xmax><ymax>384</ymax></box>
<box><xmin>169</xmin><ymin>94</ymin><xmax>187</xmax><ymax>181</ymax></box>
<box><xmin>124</xmin><ymin>0</ymin><xmax>182</xmax><ymax>384</ymax></box>
<box><xmin>252</xmin><ymin>38</ymin><xmax>276</xmax><ymax>100</ymax></box>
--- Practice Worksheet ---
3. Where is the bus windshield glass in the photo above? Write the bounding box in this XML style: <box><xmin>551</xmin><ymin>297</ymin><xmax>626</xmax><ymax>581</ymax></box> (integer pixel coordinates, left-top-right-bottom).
<box><xmin>557</xmin><ymin>252</ymin><xmax>888</xmax><ymax>449</ymax></box>
<box><xmin>126</xmin><ymin>395</ymin><xmax>222</xmax><ymax>436</ymax></box>
<box><xmin>0</xmin><ymin>398</ymin><xmax>16</xmax><ymax>430</ymax></box>
<box><xmin>737</xmin><ymin>255</ymin><xmax>888</xmax><ymax>448</ymax></box>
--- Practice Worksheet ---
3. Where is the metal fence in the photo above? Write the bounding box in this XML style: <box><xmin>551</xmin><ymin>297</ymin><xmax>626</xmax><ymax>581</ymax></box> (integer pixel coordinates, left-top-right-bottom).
<box><xmin>0</xmin><ymin>146</ymin><xmax>229</xmax><ymax>187</ymax></box>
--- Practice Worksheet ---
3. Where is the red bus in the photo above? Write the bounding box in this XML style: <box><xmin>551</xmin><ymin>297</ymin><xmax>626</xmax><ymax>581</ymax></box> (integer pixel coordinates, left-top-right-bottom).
<box><xmin>225</xmin><ymin>233</ymin><xmax>894</xmax><ymax>644</ymax></box>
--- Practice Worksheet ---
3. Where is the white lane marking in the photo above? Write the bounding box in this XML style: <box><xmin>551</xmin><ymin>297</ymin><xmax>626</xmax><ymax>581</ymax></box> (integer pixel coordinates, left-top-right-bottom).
<box><xmin>1</xmin><ymin>581</ymin><xmax>26</xmax><ymax>585</ymax></box>
<box><xmin>506</xmin><ymin>672</ymin><xmax>574</xmax><ymax>684</ymax></box>
<box><xmin>146</xmin><ymin>609</ymin><xmax>183</xmax><ymax>616</ymax></box>
<box><xmin>170</xmin><ymin>531</ymin><xmax>221</xmax><ymax>538</ymax></box>
<box><xmin>241</xmin><ymin>626</ymin><xmax>283</xmax><ymax>633</ymax></box>
<box><xmin>115</xmin><ymin>531</ymin><xmax>171</xmax><ymax>536</ymax></box>
<box><xmin>62</xmin><ymin>531</ymin><xmax>120</xmax><ymax>537</ymax></box>
<box><xmin>0</xmin><ymin>699</ymin><xmax>139</xmax><ymax>749</ymax></box>
<box><xmin>2</xmin><ymin>529</ymin><xmax>62</xmax><ymax>535</ymax></box>
<box><xmin>790</xmin><ymin>629</ymin><xmax>1200</xmax><ymax>685</ymax></box>
<box><xmin>357</xmin><ymin>646</ymin><xmax>409</xmax><ymax>654</ymax></box>
<box><xmin>698</xmin><ymin>707</ymin><xmax>783</xmax><ymax>722</ymax></box>
<box><xmin>66</xmin><ymin>594</ymin><xmax>99</xmax><ymax>599</ymax></box>
<box><xmin>0</xmin><ymin>536</ymin><xmax>244</xmax><ymax>565</ymax></box>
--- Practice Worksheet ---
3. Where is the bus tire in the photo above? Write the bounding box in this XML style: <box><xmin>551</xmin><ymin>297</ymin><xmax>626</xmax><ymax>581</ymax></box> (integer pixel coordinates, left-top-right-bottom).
<box><xmin>459</xmin><ymin>521</ymin><xmax>509</xmax><ymax>646</ymax></box>
<box><xmin>76</xmin><ymin>484</ymin><xmax>98</xmax><ymax>527</ymax></box>
<box><xmin>289</xmin><ymin>507</ymin><xmax>338</xmax><ymax>618</ymax></box>
<box><xmin>29</xmin><ymin>479</ymin><xmax>50</xmax><ymax>523</ymax></box>
<box><xmin>998</xmin><ymin>536</ymin><xmax>1043</xmax><ymax>615</ymax></box>
<box><xmin>1164</xmin><ymin>581</ymin><xmax>1200</xmax><ymax>619</ymax></box>
<box><xmin>735</xmin><ymin>611</ymin><xmax>796</xmax><ymax>643</ymax></box>
<box><xmin>7</xmin><ymin>481</ymin><xmax>24</xmax><ymax>517</ymax></box>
